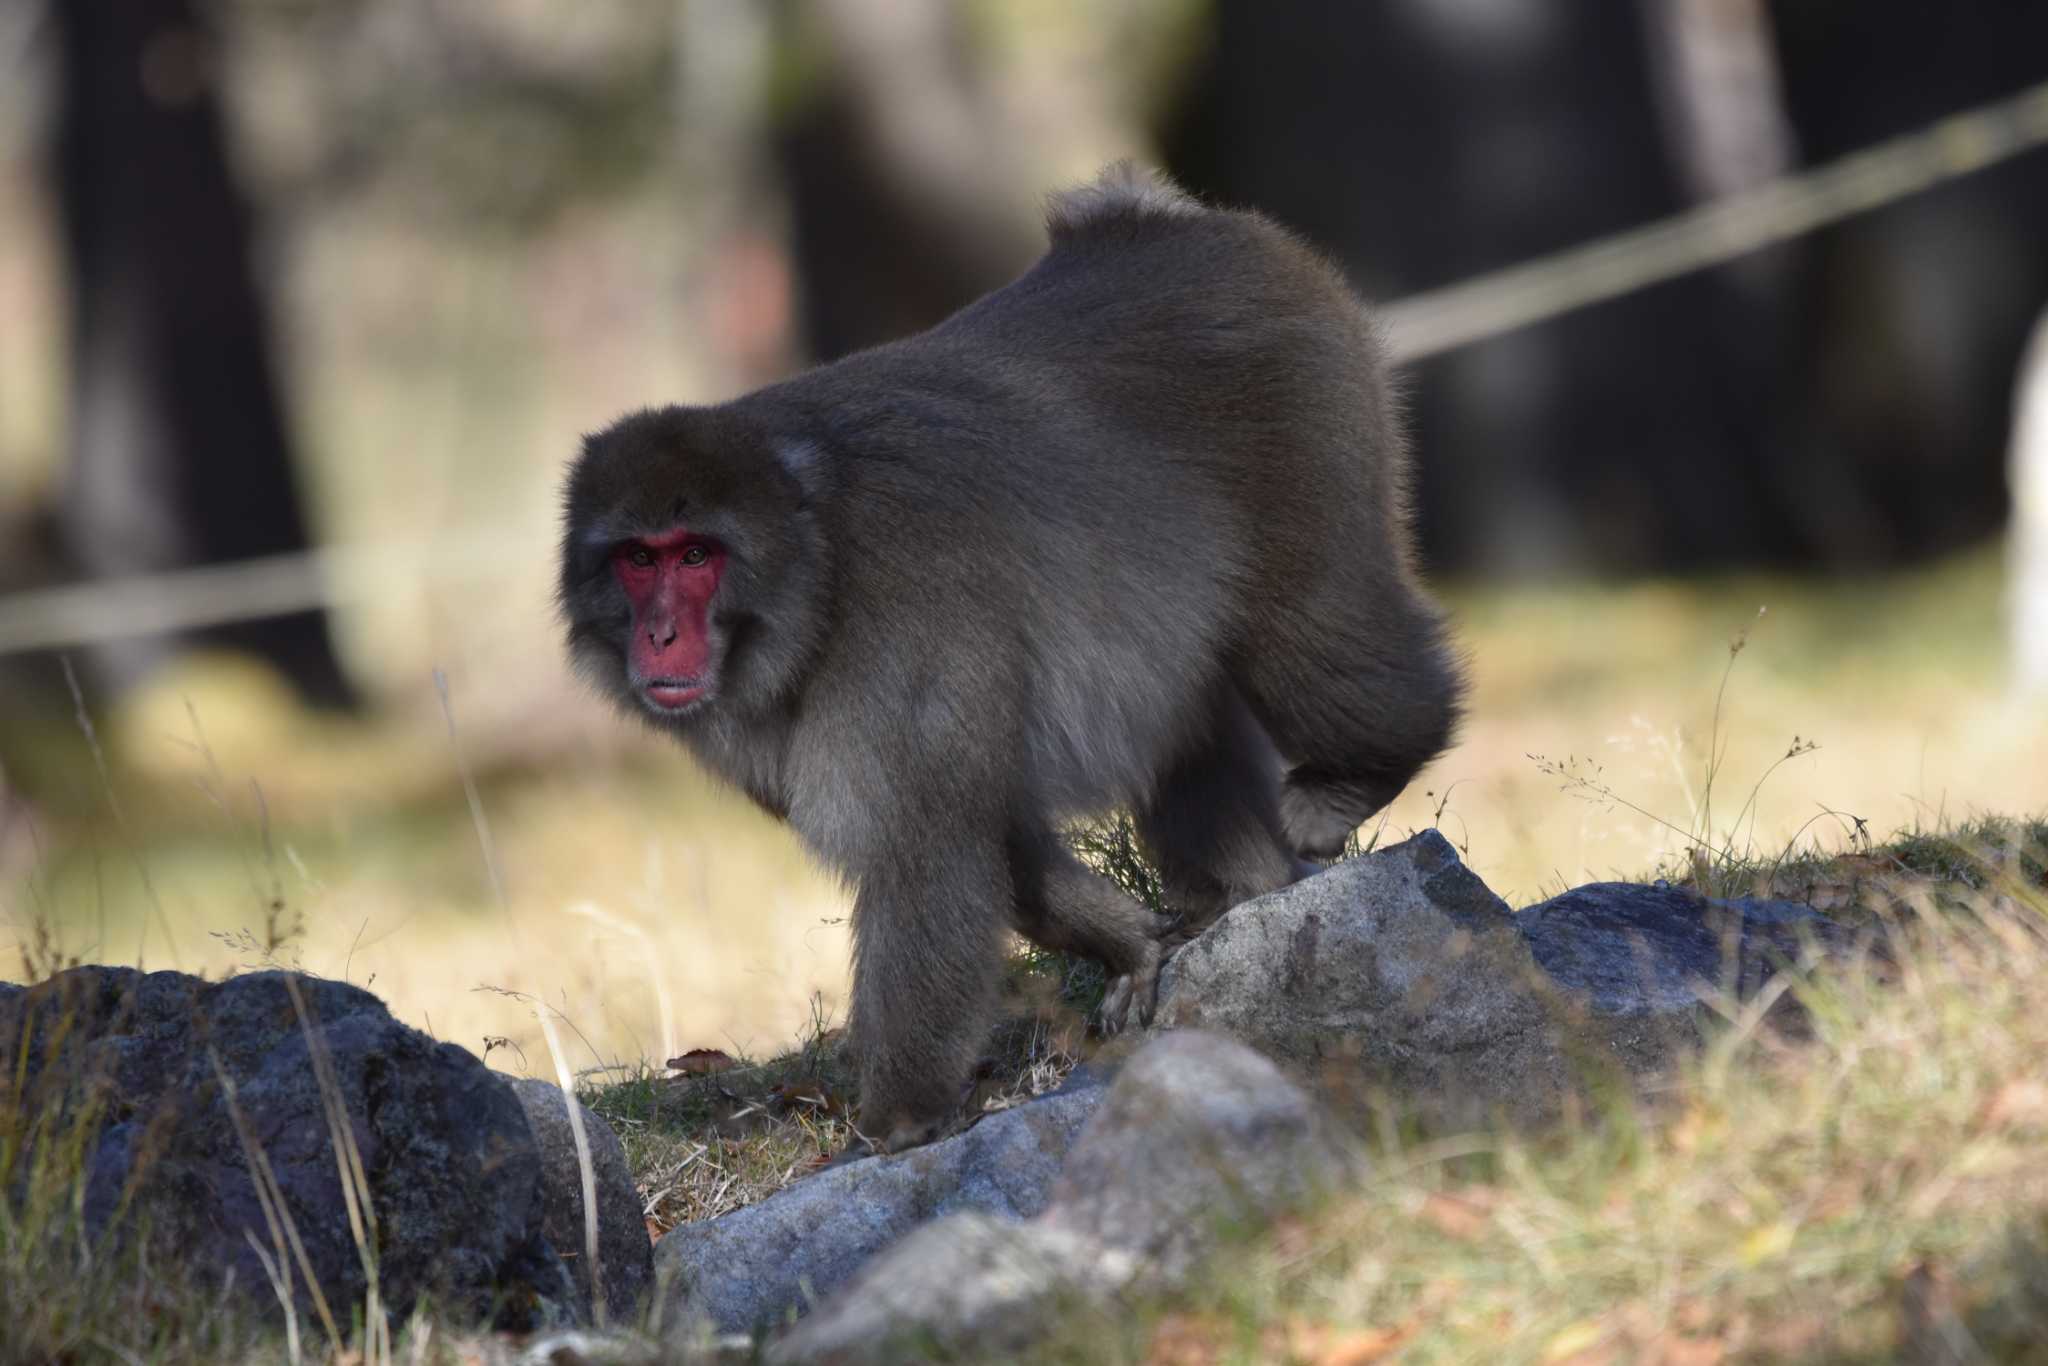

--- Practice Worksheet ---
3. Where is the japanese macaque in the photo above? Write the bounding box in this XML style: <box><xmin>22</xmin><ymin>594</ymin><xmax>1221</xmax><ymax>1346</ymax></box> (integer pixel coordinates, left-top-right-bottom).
<box><xmin>560</xmin><ymin>165</ymin><xmax>1464</xmax><ymax>1153</ymax></box>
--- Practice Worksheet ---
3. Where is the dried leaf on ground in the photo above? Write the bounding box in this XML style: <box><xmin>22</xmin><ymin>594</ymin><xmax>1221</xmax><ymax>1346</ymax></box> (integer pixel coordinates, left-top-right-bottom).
<box><xmin>1418</xmin><ymin>1186</ymin><xmax>1500</xmax><ymax>1241</ymax></box>
<box><xmin>1145</xmin><ymin>1312</ymin><xmax>1229</xmax><ymax>1366</ymax></box>
<box><xmin>1285</xmin><ymin>1318</ymin><xmax>1418</xmax><ymax>1365</ymax></box>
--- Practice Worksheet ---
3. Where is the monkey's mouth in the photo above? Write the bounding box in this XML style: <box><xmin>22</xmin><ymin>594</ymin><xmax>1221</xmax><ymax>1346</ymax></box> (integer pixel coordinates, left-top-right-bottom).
<box><xmin>642</xmin><ymin>677</ymin><xmax>709</xmax><ymax>710</ymax></box>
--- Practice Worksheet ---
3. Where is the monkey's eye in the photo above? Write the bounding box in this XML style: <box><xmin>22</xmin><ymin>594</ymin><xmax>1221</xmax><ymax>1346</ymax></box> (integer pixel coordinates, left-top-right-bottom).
<box><xmin>680</xmin><ymin>545</ymin><xmax>710</xmax><ymax>568</ymax></box>
<box><xmin>626</xmin><ymin>547</ymin><xmax>656</xmax><ymax>569</ymax></box>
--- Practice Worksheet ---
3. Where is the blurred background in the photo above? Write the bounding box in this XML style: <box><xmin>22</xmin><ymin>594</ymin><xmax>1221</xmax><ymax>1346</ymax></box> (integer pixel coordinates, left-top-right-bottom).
<box><xmin>1</xmin><ymin>0</ymin><xmax>2044</xmax><ymax>1077</ymax></box>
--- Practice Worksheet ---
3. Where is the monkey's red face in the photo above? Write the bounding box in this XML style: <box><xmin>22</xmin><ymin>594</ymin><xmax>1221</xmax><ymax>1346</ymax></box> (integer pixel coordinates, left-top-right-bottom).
<box><xmin>611</xmin><ymin>527</ymin><xmax>728</xmax><ymax>712</ymax></box>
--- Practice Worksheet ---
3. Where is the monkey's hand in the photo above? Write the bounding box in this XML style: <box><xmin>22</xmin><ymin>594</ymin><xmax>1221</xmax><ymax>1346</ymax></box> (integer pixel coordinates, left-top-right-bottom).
<box><xmin>823</xmin><ymin>1136</ymin><xmax>878</xmax><ymax>1169</ymax></box>
<box><xmin>1096</xmin><ymin>937</ymin><xmax>1164</xmax><ymax>1035</ymax></box>
<box><xmin>825</xmin><ymin>1109</ymin><xmax>971</xmax><ymax>1167</ymax></box>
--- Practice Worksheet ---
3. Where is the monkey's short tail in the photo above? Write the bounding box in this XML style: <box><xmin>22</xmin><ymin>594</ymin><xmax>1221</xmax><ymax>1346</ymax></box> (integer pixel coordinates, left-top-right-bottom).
<box><xmin>1045</xmin><ymin>161</ymin><xmax>1201</xmax><ymax>239</ymax></box>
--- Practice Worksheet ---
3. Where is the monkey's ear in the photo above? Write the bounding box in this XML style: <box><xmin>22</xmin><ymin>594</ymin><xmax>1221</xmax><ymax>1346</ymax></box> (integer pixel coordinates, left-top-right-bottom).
<box><xmin>773</xmin><ymin>437</ymin><xmax>826</xmax><ymax>503</ymax></box>
<box><xmin>565</xmin><ymin>521</ymin><xmax>618</xmax><ymax>584</ymax></box>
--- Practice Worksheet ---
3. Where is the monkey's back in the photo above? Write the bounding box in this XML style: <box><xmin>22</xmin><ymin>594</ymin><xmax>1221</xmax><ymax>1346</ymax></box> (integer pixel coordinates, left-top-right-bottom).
<box><xmin>731</xmin><ymin>183</ymin><xmax>1430</xmax><ymax>812</ymax></box>
<box><xmin>784</xmin><ymin>188</ymin><xmax>1411</xmax><ymax>624</ymax></box>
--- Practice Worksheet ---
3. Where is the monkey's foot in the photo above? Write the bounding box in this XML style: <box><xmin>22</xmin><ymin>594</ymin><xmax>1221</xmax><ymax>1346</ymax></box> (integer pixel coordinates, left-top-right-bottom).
<box><xmin>1096</xmin><ymin>940</ymin><xmax>1164</xmax><ymax>1035</ymax></box>
<box><xmin>877</xmin><ymin>1117</ymin><xmax>949</xmax><ymax>1154</ymax></box>
<box><xmin>1279</xmin><ymin>789</ymin><xmax>1358</xmax><ymax>860</ymax></box>
<box><xmin>1281</xmin><ymin>773</ymin><xmax>1399</xmax><ymax>860</ymax></box>
<box><xmin>824</xmin><ymin>1136</ymin><xmax>878</xmax><ymax>1168</ymax></box>
<box><xmin>828</xmin><ymin>1114</ymin><xmax>950</xmax><ymax>1166</ymax></box>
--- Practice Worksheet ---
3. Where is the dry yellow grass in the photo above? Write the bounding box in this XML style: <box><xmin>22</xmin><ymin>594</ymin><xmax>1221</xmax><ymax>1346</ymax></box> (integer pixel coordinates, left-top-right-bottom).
<box><xmin>1</xmin><ymin>653</ymin><xmax>854</xmax><ymax>1086</ymax></box>
<box><xmin>1404</xmin><ymin>551</ymin><xmax>2048</xmax><ymax>899</ymax></box>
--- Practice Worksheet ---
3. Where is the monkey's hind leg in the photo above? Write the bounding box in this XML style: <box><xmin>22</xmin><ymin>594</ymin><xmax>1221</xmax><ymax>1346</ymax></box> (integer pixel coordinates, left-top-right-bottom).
<box><xmin>1134</xmin><ymin>685</ymin><xmax>1309</xmax><ymax>935</ymax></box>
<box><xmin>1009</xmin><ymin>830</ymin><xmax>1170</xmax><ymax>1034</ymax></box>
<box><xmin>1241</xmin><ymin>598</ymin><xmax>1464</xmax><ymax>861</ymax></box>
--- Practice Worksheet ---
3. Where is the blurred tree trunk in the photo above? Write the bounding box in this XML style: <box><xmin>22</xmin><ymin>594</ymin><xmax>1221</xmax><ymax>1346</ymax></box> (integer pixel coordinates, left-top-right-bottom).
<box><xmin>1160</xmin><ymin>0</ymin><xmax>2047</xmax><ymax>574</ymax></box>
<box><xmin>51</xmin><ymin>0</ymin><xmax>352</xmax><ymax>705</ymax></box>
<box><xmin>773</xmin><ymin>0</ymin><xmax>1041</xmax><ymax>361</ymax></box>
<box><xmin>1765</xmin><ymin>0</ymin><xmax>2048</xmax><ymax>565</ymax></box>
<box><xmin>1160</xmin><ymin>0</ymin><xmax>1796</xmax><ymax>575</ymax></box>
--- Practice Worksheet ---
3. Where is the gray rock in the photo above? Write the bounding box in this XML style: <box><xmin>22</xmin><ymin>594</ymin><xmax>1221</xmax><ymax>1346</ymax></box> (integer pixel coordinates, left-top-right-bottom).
<box><xmin>1154</xmin><ymin>829</ymin><xmax>1572</xmax><ymax>1121</ymax></box>
<box><xmin>0</xmin><ymin>966</ymin><xmax>576</xmax><ymax>1328</ymax></box>
<box><xmin>512</xmin><ymin>1327</ymin><xmax>761</xmax><ymax>1366</ymax></box>
<box><xmin>1515</xmin><ymin>881</ymin><xmax>1838</xmax><ymax>1014</ymax></box>
<box><xmin>509</xmin><ymin>1076</ymin><xmax>655</xmax><ymax>1324</ymax></box>
<box><xmin>510</xmin><ymin>1329</ymin><xmax>657</xmax><ymax>1365</ymax></box>
<box><xmin>655</xmin><ymin>1073</ymin><xmax>1106</xmax><ymax>1336</ymax></box>
<box><xmin>1046</xmin><ymin>1030</ymin><xmax>1361</xmax><ymax>1279</ymax></box>
<box><xmin>509</xmin><ymin>1329</ymin><xmax>700</xmax><ymax>1365</ymax></box>
<box><xmin>772</xmin><ymin>1032</ymin><xmax>1355</xmax><ymax>1365</ymax></box>
<box><xmin>768</xmin><ymin>1214</ymin><xmax>1130</xmax><ymax>1366</ymax></box>
<box><xmin>1154</xmin><ymin>832</ymin><xmax>1843</xmax><ymax>1114</ymax></box>
<box><xmin>490</xmin><ymin>1326</ymin><xmax>753</xmax><ymax>1365</ymax></box>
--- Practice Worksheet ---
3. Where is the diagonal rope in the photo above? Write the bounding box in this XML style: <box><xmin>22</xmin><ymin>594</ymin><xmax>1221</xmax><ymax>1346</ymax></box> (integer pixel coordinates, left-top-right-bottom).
<box><xmin>1380</xmin><ymin>78</ymin><xmax>2048</xmax><ymax>362</ymax></box>
<box><xmin>0</xmin><ymin>534</ymin><xmax>509</xmax><ymax>655</ymax></box>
